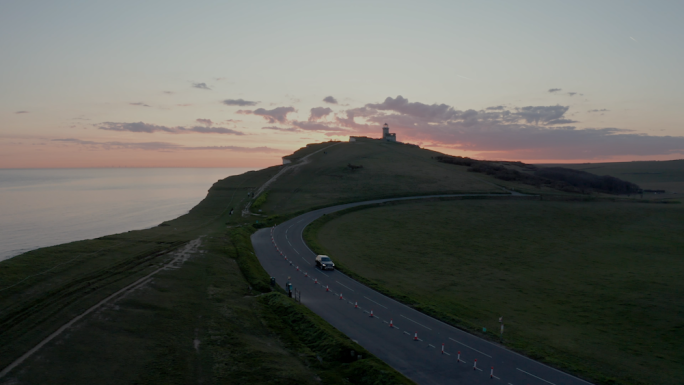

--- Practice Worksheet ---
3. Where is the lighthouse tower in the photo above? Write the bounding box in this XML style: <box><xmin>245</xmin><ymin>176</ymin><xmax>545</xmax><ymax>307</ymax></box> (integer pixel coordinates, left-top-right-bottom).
<box><xmin>382</xmin><ymin>123</ymin><xmax>397</xmax><ymax>142</ymax></box>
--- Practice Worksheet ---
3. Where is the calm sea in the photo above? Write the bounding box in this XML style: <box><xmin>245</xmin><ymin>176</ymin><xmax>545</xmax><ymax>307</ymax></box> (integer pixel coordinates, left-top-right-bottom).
<box><xmin>0</xmin><ymin>168</ymin><xmax>254</xmax><ymax>261</ymax></box>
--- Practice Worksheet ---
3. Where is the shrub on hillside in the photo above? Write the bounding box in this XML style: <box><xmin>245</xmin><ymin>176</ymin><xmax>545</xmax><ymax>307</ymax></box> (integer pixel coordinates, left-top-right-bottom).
<box><xmin>436</xmin><ymin>155</ymin><xmax>640</xmax><ymax>195</ymax></box>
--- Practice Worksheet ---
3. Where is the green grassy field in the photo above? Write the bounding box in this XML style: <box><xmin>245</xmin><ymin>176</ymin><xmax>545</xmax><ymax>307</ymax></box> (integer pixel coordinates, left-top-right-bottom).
<box><xmin>309</xmin><ymin>199</ymin><xmax>684</xmax><ymax>385</ymax></box>
<box><xmin>540</xmin><ymin>159</ymin><xmax>684</xmax><ymax>197</ymax></box>
<box><xmin>258</xmin><ymin>139</ymin><xmax>506</xmax><ymax>215</ymax></box>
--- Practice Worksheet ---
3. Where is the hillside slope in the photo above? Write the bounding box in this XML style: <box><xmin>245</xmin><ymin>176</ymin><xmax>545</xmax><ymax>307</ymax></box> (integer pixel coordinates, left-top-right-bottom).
<box><xmin>258</xmin><ymin>139</ymin><xmax>507</xmax><ymax>215</ymax></box>
<box><xmin>539</xmin><ymin>159</ymin><xmax>684</xmax><ymax>196</ymax></box>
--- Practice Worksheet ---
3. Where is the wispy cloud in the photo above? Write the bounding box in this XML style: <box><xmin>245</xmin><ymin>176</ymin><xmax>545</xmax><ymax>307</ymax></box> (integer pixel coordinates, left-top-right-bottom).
<box><xmin>548</xmin><ymin>88</ymin><xmax>562</xmax><ymax>93</ymax></box>
<box><xmin>130</xmin><ymin>102</ymin><xmax>151</xmax><ymax>107</ymax></box>
<box><xmin>323</xmin><ymin>96</ymin><xmax>338</xmax><ymax>104</ymax></box>
<box><xmin>196</xmin><ymin>118</ymin><xmax>213</xmax><ymax>126</ymax></box>
<box><xmin>588</xmin><ymin>109</ymin><xmax>609</xmax><ymax>113</ymax></box>
<box><xmin>163</xmin><ymin>91</ymin><xmax>174</xmax><ymax>95</ymax></box>
<box><xmin>291</xmin><ymin>121</ymin><xmax>347</xmax><ymax>132</ymax></box>
<box><xmin>630</xmin><ymin>36</ymin><xmax>638</xmax><ymax>42</ymax></box>
<box><xmin>52</xmin><ymin>138</ymin><xmax>280</xmax><ymax>153</ymax></box>
<box><xmin>262</xmin><ymin>126</ymin><xmax>299</xmax><ymax>132</ymax></box>
<box><xmin>192</xmin><ymin>82</ymin><xmax>211</xmax><ymax>90</ymax></box>
<box><xmin>97</xmin><ymin>122</ymin><xmax>244</xmax><ymax>135</ymax></box>
<box><xmin>237</xmin><ymin>106</ymin><xmax>295</xmax><ymax>123</ymax></box>
<box><xmin>222</xmin><ymin>98</ymin><xmax>258</xmax><ymax>106</ymax></box>
<box><xmin>15</xmin><ymin>111</ymin><xmax>29</xmax><ymax>114</ymax></box>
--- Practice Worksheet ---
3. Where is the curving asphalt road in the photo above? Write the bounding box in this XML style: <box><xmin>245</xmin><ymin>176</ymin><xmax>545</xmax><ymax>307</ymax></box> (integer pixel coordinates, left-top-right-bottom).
<box><xmin>252</xmin><ymin>195</ymin><xmax>593</xmax><ymax>385</ymax></box>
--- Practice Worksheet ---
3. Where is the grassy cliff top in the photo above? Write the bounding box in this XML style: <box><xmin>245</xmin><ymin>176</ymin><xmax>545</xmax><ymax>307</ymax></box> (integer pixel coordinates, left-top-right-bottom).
<box><xmin>259</xmin><ymin>140</ymin><xmax>509</xmax><ymax>214</ymax></box>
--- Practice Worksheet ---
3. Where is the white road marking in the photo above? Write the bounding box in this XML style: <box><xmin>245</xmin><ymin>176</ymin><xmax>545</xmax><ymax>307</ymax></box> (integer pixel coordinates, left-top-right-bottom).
<box><xmin>474</xmin><ymin>366</ymin><xmax>483</xmax><ymax>372</ymax></box>
<box><xmin>293</xmin><ymin>248</ymin><xmax>300</xmax><ymax>254</ymax></box>
<box><xmin>400</xmin><ymin>315</ymin><xmax>432</xmax><ymax>330</ymax></box>
<box><xmin>428</xmin><ymin>344</ymin><xmax>435</xmax><ymax>348</ymax></box>
<box><xmin>363</xmin><ymin>296</ymin><xmax>388</xmax><ymax>309</ymax></box>
<box><xmin>403</xmin><ymin>331</ymin><xmax>411</xmax><ymax>335</ymax></box>
<box><xmin>492</xmin><ymin>375</ymin><xmax>500</xmax><ymax>380</ymax></box>
<box><xmin>443</xmin><ymin>352</ymin><xmax>450</xmax><ymax>356</ymax></box>
<box><xmin>301</xmin><ymin>257</ymin><xmax>311</xmax><ymax>265</ymax></box>
<box><xmin>517</xmin><ymin>368</ymin><xmax>556</xmax><ymax>385</ymax></box>
<box><xmin>448</xmin><ymin>338</ymin><xmax>492</xmax><ymax>358</ymax></box>
<box><xmin>336</xmin><ymin>281</ymin><xmax>354</xmax><ymax>292</ymax></box>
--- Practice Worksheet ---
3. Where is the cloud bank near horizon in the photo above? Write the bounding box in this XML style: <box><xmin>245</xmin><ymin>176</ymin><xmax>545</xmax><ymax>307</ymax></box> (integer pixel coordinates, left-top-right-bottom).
<box><xmin>97</xmin><ymin>122</ymin><xmax>245</xmax><ymax>135</ymax></box>
<box><xmin>329</xmin><ymin>95</ymin><xmax>684</xmax><ymax>160</ymax></box>
<box><xmin>52</xmin><ymin>138</ymin><xmax>279</xmax><ymax>152</ymax></box>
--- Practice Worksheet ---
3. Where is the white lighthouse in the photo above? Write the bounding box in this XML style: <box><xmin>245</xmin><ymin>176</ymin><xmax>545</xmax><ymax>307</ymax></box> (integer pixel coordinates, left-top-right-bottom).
<box><xmin>382</xmin><ymin>123</ymin><xmax>396</xmax><ymax>142</ymax></box>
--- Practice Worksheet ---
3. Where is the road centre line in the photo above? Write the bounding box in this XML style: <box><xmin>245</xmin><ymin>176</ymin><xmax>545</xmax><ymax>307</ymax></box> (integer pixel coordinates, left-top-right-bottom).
<box><xmin>363</xmin><ymin>296</ymin><xmax>388</xmax><ymax>309</ymax></box>
<box><xmin>400</xmin><ymin>315</ymin><xmax>432</xmax><ymax>330</ymax></box>
<box><xmin>336</xmin><ymin>281</ymin><xmax>354</xmax><ymax>292</ymax></box>
<box><xmin>448</xmin><ymin>338</ymin><xmax>492</xmax><ymax>358</ymax></box>
<box><xmin>516</xmin><ymin>368</ymin><xmax>556</xmax><ymax>385</ymax></box>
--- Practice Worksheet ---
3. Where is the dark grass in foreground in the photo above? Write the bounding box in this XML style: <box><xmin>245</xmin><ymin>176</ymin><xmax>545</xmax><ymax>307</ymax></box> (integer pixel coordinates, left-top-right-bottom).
<box><xmin>306</xmin><ymin>199</ymin><xmax>684</xmax><ymax>385</ymax></box>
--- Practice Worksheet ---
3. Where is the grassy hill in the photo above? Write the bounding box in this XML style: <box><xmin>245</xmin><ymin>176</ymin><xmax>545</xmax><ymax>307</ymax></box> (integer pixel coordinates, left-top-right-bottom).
<box><xmin>257</xmin><ymin>139</ymin><xmax>506</xmax><ymax>215</ymax></box>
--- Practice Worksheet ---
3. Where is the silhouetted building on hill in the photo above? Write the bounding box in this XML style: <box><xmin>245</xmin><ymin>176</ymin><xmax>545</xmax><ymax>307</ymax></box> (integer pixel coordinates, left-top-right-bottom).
<box><xmin>349</xmin><ymin>123</ymin><xmax>397</xmax><ymax>142</ymax></box>
<box><xmin>382</xmin><ymin>123</ymin><xmax>396</xmax><ymax>142</ymax></box>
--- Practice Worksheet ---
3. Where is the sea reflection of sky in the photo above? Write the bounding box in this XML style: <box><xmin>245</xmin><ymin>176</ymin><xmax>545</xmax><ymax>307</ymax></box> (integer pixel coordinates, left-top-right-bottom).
<box><xmin>0</xmin><ymin>168</ymin><xmax>254</xmax><ymax>261</ymax></box>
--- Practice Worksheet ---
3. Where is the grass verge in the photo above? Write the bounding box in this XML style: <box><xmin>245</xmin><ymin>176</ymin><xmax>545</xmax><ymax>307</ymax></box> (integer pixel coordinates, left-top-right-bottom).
<box><xmin>258</xmin><ymin>292</ymin><xmax>414</xmax><ymax>385</ymax></box>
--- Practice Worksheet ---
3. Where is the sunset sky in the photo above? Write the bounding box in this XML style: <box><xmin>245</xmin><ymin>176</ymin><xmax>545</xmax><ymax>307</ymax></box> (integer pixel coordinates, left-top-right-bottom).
<box><xmin>2</xmin><ymin>1</ymin><xmax>683</xmax><ymax>168</ymax></box>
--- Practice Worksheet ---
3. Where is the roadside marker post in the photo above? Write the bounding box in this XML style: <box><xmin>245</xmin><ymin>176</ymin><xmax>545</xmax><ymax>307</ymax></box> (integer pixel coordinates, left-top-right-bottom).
<box><xmin>296</xmin><ymin>266</ymin><xmax>299</xmax><ymax>271</ymax></box>
<box><xmin>441</xmin><ymin>343</ymin><xmax>445</xmax><ymax>354</ymax></box>
<box><xmin>354</xmin><ymin>301</ymin><xmax>358</xmax><ymax>308</ymax></box>
<box><xmin>490</xmin><ymin>366</ymin><xmax>494</xmax><ymax>378</ymax></box>
<box><xmin>457</xmin><ymin>351</ymin><xmax>461</xmax><ymax>362</ymax></box>
<box><xmin>414</xmin><ymin>332</ymin><xmax>418</xmax><ymax>341</ymax></box>
<box><xmin>370</xmin><ymin>310</ymin><xmax>374</xmax><ymax>317</ymax></box>
<box><xmin>389</xmin><ymin>319</ymin><xmax>393</xmax><ymax>327</ymax></box>
<box><xmin>304</xmin><ymin>271</ymin><xmax>308</xmax><ymax>277</ymax></box>
<box><xmin>314</xmin><ymin>278</ymin><xmax>318</xmax><ymax>284</ymax></box>
<box><xmin>326</xmin><ymin>285</ymin><xmax>329</xmax><ymax>292</ymax></box>
<box><xmin>339</xmin><ymin>293</ymin><xmax>343</xmax><ymax>300</ymax></box>
<box><xmin>473</xmin><ymin>359</ymin><xmax>477</xmax><ymax>370</ymax></box>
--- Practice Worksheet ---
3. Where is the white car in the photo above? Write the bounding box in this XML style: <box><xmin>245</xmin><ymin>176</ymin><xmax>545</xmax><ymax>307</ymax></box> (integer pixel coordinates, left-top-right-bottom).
<box><xmin>315</xmin><ymin>255</ymin><xmax>335</xmax><ymax>271</ymax></box>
